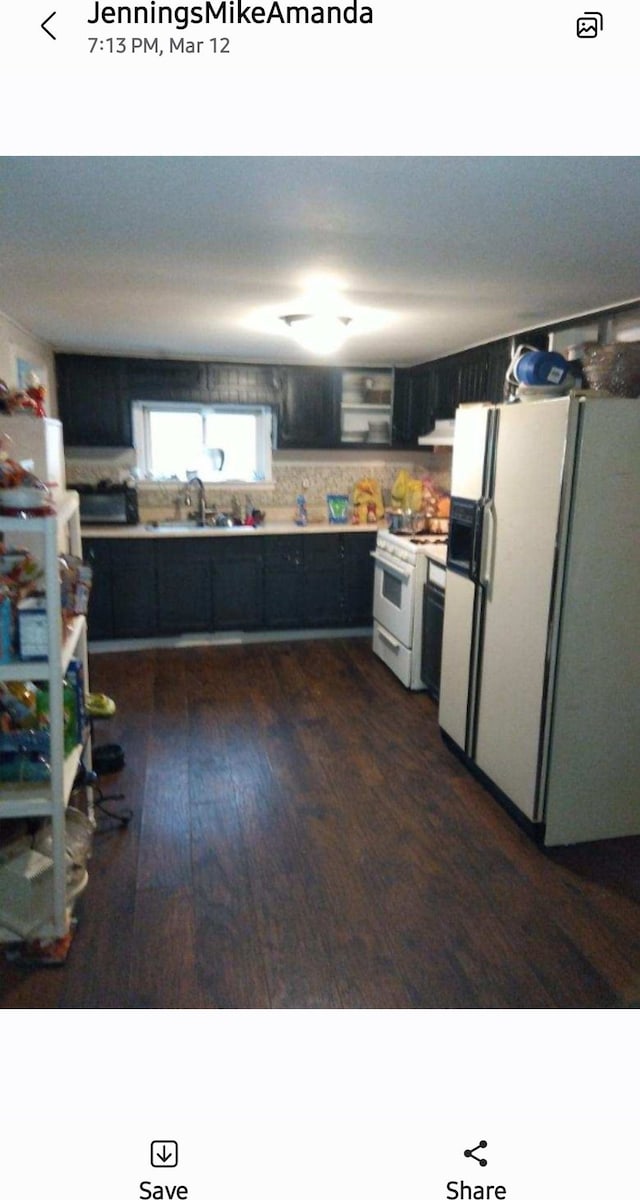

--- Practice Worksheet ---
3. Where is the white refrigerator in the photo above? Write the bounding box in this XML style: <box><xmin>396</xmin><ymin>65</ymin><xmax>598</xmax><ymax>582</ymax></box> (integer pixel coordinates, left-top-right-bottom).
<box><xmin>439</xmin><ymin>393</ymin><xmax>640</xmax><ymax>846</ymax></box>
<box><xmin>1</xmin><ymin>415</ymin><xmax>66</xmax><ymax>492</ymax></box>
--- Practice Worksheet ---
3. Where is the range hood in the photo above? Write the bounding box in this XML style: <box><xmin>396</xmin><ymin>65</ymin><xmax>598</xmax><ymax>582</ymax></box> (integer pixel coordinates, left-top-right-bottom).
<box><xmin>418</xmin><ymin>419</ymin><xmax>456</xmax><ymax>447</ymax></box>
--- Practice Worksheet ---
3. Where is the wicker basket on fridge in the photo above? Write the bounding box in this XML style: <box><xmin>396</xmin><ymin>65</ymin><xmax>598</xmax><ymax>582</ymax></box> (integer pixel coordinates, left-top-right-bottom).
<box><xmin>579</xmin><ymin>341</ymin><xmax>640</xmax><ymax>398</ymax></box>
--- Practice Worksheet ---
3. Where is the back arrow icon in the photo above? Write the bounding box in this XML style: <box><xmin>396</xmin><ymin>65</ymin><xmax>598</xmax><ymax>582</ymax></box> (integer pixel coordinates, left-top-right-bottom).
<box><xmin>41</xmin><ymin>12</ymin><xmax>56</xmax><ymax>39</ymax></box>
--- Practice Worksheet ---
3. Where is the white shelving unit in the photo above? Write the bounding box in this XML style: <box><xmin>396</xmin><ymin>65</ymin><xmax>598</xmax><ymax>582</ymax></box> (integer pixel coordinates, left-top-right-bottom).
<box><xmin>0</xmin><ymin>491</ymin><xmax>91</xmax><ymax>945</ymax></box>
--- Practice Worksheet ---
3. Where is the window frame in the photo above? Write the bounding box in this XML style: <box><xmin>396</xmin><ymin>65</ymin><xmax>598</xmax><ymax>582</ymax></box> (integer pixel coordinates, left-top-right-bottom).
<box><xmin>132</xmin><ymin>399</ymin><xmax>274</xmax><ymax>484</ymax></box>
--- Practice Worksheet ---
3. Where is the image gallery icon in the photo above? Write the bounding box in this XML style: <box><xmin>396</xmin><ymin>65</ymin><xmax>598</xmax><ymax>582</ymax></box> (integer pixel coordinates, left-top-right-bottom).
<box><xmin>576</xmin><ymin>11</ymin><xmax>603</xmax><ymax>35</ymax></box>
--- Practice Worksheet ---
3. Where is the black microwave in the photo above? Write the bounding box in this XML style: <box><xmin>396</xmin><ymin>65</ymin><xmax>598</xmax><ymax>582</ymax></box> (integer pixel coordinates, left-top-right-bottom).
<box><xmin>75</xmin><ymin>482</ymin><xmax>139</xmax><ymax>526</ymax></box>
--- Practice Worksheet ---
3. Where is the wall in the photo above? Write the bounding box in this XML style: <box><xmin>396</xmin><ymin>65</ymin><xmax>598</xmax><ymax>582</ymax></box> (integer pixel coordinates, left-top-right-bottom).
<box><xmin>0</xmin><ymin>309</ymin><xmax>57</xmax><ymax>416</ymax></box>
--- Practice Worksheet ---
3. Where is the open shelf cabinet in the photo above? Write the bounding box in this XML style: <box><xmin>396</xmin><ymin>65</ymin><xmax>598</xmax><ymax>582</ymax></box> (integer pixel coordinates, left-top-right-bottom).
<box><xmin>0</xmin><ymin>491</ymin><xmax>91</xmax><ymax>945</ymax></box>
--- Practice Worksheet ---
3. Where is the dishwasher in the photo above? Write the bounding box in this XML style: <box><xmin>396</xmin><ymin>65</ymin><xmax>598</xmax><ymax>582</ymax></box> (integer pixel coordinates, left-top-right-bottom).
<box><xmin>421</xmin><ymin>559</ymin><xmax>446</xmax><ymax>700</ymax></box>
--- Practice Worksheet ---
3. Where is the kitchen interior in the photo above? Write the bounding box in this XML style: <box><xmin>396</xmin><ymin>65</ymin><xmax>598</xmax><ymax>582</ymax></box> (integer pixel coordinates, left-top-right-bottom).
<box><xmin>0</xmin><ymin>156</ymin><xmax>639</xmax><ymax>1008</ymax></box>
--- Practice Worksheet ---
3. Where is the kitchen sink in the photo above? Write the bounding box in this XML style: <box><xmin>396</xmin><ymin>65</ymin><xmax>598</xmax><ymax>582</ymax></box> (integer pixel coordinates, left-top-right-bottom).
<box><xmin>145</xmin><ymin>520</ymin><xmax>257</xmax><ymax>533</ymax></box>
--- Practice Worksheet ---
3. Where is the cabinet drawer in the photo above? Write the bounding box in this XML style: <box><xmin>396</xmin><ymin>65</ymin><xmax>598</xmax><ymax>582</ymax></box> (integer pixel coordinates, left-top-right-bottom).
<box><xmin>372</xmin><ymin>621</ymin><xmax>413</xmax><ymax>688</ymax></box>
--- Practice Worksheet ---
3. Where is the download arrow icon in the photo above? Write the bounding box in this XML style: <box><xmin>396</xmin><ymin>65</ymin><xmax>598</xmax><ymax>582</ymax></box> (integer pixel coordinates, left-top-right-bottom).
<box><xmin>41</xmin><ymin>11</ymin><xmax>56</xmax><ymax>38</ymax></box>
<box><xmin>151</xmin><ymin>1141</ymin><xmax>179</xmax><ymax>1168</ymax></box>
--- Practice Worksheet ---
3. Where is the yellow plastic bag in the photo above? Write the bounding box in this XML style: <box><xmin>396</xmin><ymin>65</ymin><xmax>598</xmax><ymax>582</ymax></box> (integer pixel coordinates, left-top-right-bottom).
<box><xmin>391</xmin><ymin>469</ymin><xmax>423</xmax><ymax>512</ymax></box>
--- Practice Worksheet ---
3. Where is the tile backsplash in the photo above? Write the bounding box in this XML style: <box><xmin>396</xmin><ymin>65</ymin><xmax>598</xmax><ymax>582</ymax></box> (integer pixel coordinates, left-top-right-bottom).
<box><xmin>66</xmin><ymin>449</ymin><xmax>452</xmax><ymax>523</ymax></box>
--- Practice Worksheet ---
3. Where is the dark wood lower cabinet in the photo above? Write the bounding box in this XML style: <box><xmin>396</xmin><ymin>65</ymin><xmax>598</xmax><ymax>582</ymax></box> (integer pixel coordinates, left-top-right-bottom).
<box><xmin>263</xmin><ymin>535</ymin><xmax>304</xmax><ymax>629</ymax></box>
<box><xmin>83</xmin><ymin>537</ymin><xmax>115</xmax><ymax>640</ymax></box>
<box><xmin>83</xmin><ymin>531</ymin><xmax>377</xmax><ymax>640</ymax></box>
<box><xmin>212</xmin><ymin>540</ymin><xmax>264</xmax><ymax>630</ymax></box>
<box><xmin>84</xmin><ymin>537</ymin><xmax>156</xmax><ymax>639</ymax></box>
<box><xmin>303</xmin><ymin>534</ymin><xmax>344</xmax><ymax>626</ymax></box>
<box><xmin>155</xmin><ymin>539</ymin><xmax>212</xmax><ymax>635</ymax></box>
<box><xmin>109</xmin><ymin>541</ymin><xmax>157</xmax><ymax>637</ymax></box>
<box><xmin>344</xmin><ymin>532</ymin><xmax>376</xmax><ymax>625</ymax></box>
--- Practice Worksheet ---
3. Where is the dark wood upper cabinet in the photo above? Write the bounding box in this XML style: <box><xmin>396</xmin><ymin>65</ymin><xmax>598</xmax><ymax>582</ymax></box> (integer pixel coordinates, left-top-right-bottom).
<box><xmin>56</xmin><ymin>354</ymin><xmax>132</xmax><ymax>446</ymax></box>
<box><xmin>55</xmin><ymin>339</ymin><xmax>513</xmax><ymax>453</ymax></box>
<box><xmin>123</xmin><ymin>357</ymin><xmax>208</xmax><ymax>403</ymax></box>
<box><xmin>277</xmin><ymin>365</ymin><xmax>339</xmax><ymax>448</ymax></box>
<box><xmin>431</xmin><ymin>340</ymin><xmax>511</xmax><ymax>412</ymax></box>
<box><xmin>208</xmin><ymin>363</ymin><xmax>283</xmax><ymax>407</ymax></box>
<box><xmin>392</xmin><ymin>338</ymin><xmax>512</xmax><ymax>447</ymax></box>
<box><xmin>392</xmin><ymin>367</ymin><xmax>434</xmax><ymax>446</ymax></box>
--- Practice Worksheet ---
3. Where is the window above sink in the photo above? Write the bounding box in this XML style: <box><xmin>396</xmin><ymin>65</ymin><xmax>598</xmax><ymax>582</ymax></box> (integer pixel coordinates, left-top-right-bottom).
<box><xmin>132</xmin><ymin>400</ymin><xmax>274</xmax><ymax>484</ymax></box>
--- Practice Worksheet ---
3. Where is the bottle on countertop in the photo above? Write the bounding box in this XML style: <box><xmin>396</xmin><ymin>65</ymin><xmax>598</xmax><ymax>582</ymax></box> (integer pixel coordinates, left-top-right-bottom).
<box><xmin>294</xmin><ymin>493</ymin><xmax>308</xmax><ymax>526</ymax></box>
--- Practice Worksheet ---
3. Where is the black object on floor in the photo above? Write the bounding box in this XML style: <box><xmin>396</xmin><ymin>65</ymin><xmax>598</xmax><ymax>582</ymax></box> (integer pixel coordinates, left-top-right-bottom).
<box><xmin>93</xmin><ymin>743</ymin><xmax>126</xmax><ymax>776</ymax></box>
<box><xmin>75</xmin><ymin>755</ymin><xmax>133</xmax><ymax>828</ymax></box>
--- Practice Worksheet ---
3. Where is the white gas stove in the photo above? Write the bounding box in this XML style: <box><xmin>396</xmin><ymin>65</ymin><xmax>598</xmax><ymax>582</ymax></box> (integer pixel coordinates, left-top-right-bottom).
<box><xmin>375</xmin><ymin>528</ymin><xmax>447</xmax><ymax>564</ymax></box>
<box><xmin>372</xmin><ymin>528</ymin><xmax>448</xmax><ymax>689</ymax></box>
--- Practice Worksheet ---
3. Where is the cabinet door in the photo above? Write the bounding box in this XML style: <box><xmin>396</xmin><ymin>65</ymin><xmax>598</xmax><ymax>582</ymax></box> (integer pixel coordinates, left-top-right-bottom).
<box><xmin>340</xmin><ymin>368</ymin><xmax>392</xmax><ymax>446</ymax></box>
<box><xmin>263</xmin><ymin>535</ymin><xmax>304</xmax><ymax>627</ymax></box>
<box><xmin>428</xmin><ymin>340</ymin><xmax>510</xmax><ymax>415</ymax></box>
<box><xmin>82</xmin><ymin>538</ymin><xmax>114</xmax><ymax>640</ymax></box>
<box><xmin>110</xmin><ymin>541</ymin><xmax>157</xmax><ymax>637</ymax></box>
<box><xmin>123</xmin><ymin>357</ymin><xmax>209</xmax><ymax>403</ymax></box>
<box><xmin>155</xmin><ymin>539</ymin><xmax>212</xmax><ymax>634</ymax></box>
<box><xmin>277</xmin><ymin>367</ymin><xmax>338</xmax><ymax>448</ymax></box>
<box><xmin>303</xmin><ymin>535</ymin><xmax>344</xmax><ymax>626</ymax></box>
<box><xmin>391</xmin><ymin>368</ymin><xmax>414</xmax><ymax>446</ymax></box>
<box><xmin>392</xmin><ymin>368</ymin><xmax>435</xmax><ymax>446</ymax></box>
<box><xmin>211</xmin><ymin>539</ymin><xmax>264</xmax><ymax>630</ymax></box>
<box><xmin>208</xmin><ymin>363</ymin><xmax>282</xmax><ymax>407</ymax></box>
<box><xmin>55</xmin><ymin>354</ymin><xmax>132</xmax><ymax>446</ymax></box>
<box><xmin>343</xmin><ymin>532</ymin><xmax>376</xmax><ymax>624</ymax></box>
<box><xmin>421</xmin><ymin>581</ymin><xmax>445</xmax><ymax>699</ymax></box>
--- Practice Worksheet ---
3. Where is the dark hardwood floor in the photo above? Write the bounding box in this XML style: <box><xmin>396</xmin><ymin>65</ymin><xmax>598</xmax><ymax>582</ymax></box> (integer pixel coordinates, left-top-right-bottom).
<box><xmin>2</xmin><ymin>637</ymin><xmax>639</xmax><ymax>1008</ymax></box>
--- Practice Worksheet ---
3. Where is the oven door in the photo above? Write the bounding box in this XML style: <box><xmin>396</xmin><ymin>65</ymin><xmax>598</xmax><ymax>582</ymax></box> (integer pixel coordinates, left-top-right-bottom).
<box><xmin>371</xmin><ymin>549</ymin><xmax>416</xmax><ymax>648</ymax></box>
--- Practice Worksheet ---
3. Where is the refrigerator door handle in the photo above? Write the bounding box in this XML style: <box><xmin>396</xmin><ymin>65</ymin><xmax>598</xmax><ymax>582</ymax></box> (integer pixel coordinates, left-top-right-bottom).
<box><xmin>479</xmin><ymin>499</ymin><xmax>496</xmax><ymax>587</ymax></box>
<box><xmin>469</xmin><ymin>500</ymin><xmax>487</xmax><ymax>584</ymax></box>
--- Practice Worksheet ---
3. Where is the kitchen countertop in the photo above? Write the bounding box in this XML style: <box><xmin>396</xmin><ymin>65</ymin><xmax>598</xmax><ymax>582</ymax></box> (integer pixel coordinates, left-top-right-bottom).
<box><xmin>80</xmin><ymin>520</ymin><xmax>386</xmax><ymax>538</ymax></box>
<box><xmin>424</xmin><ymin>544</ymin><xmax>448</xmax><ymax>566</ymax></box>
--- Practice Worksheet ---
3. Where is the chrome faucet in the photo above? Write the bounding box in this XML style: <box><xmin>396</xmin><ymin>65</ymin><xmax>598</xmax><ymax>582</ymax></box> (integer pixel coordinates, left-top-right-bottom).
<box><xmin>183</xmin><ymin>475</ymin><xmax>207</xmax><ymax>526</ymax></box>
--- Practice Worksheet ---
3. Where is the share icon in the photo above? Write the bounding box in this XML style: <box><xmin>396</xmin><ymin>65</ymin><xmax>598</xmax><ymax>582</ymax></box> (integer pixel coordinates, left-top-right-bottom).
<box><xmin>464</xmin><ymin>1140</ymin><xmax>488</xmax><ymax>1167</ymax></box>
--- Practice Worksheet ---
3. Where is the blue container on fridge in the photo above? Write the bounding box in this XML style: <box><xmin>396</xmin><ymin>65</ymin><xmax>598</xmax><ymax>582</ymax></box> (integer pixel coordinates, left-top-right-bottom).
<box><xmin>512</xmin><ymin>348</ymin><xmax>570</xmax><ymax>387</ymax></box>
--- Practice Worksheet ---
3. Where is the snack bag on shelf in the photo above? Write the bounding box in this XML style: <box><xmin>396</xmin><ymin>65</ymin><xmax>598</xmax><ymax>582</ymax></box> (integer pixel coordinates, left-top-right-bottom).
<box><xmin>59</xmin><ymin>555</ymin><xmax>93</xmax><ymax>622</ymax></box>
<box><xmin>0</xmin><ymin>589</ymin><xmax>13</xmax><ymax>663</ymax></box>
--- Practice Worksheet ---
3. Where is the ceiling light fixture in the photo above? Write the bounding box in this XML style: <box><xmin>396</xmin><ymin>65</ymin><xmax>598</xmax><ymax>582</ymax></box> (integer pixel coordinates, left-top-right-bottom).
<box><xmin>280</xmin><ymin>312</ymin><xmax>352</xmax><ymax>356</ymax></box>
